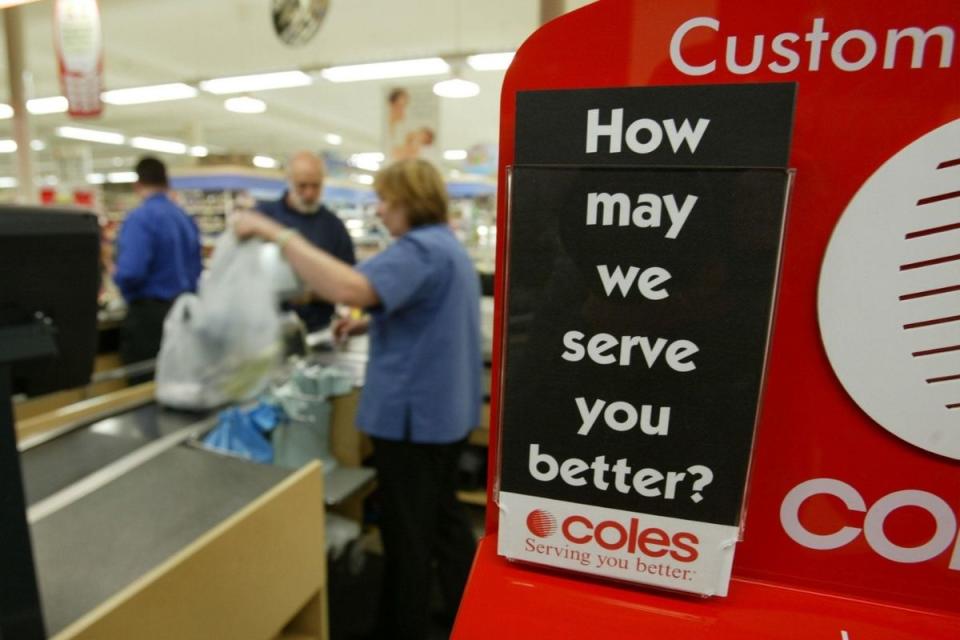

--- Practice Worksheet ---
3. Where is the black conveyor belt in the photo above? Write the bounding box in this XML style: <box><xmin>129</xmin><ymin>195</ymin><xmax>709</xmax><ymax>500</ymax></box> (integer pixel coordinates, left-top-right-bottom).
<box><xmin>21</xmin><ymin>403</ymin><xmax>211</xmax><ymax>506</ymax></box>
<box><xmin>31</xmin><ymin>445</ymin><xmax>293</xmax><ymax>636</ymax></box>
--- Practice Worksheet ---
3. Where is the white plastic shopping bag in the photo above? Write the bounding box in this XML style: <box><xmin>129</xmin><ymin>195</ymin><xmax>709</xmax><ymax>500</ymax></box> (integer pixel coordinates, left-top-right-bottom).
<box><xmin>155</xmin><ymin>233</ymin><xmax>283</xmax><ymax>409</ymax></box>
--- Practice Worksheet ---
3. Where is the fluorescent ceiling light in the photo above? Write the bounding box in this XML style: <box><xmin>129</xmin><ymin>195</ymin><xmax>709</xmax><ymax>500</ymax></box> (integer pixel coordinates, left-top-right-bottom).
<box><xmin>200</xmin><ymin>70</ymin><xmax>311</xmax><ymax>94</ymax></box>
<box><xmin>130</xmin><ymin>136</ymin><xmax>187</xmax><ymax>154</ymax></box>
<box><xmin>86</xmin><ymin>173</ymin><xmax>106</xmax><ymax>184</ymax></box>
<box><xmin>433</xmin><ymin>78</ymin><xmax>480</xmax><ymax>99</ymax></box>
<box><xmin>0</xmin><ymin>104</ymin><xmax>12</xmax><ymax>119</ymax></box>
<box><xmin>0</xmin><ymin>138</ymin><xmax>48</xmax><ymax>152</ymax></box>
<box><xmin>0</xmin><ymin>177</ymin><xmax>17</xmax><ymax>188</ymax></box>
<box><xmin>324</xmin><ymin>133</ymin><xmax>343</xmax><ymax>146</ymax></box>
<box><xmin>467</xmin><ymin>52</ymin><xmax>515</xmax><ymax>71</ymax></box>
<box><xmin>190</xmin><ymin>145</ymin><xmax>209</xmax><ymax>157</ymax></box>
<box><xmin>101</xmin><ymin>83</ymin><xmax>197</xmax><ymax>105</ymax></box>
<box><xmin>350</xmin><ymin>174</ymin><xmax>374</xmax><ymax>185</ymax></box>
<box><xmin>351</xmin><ymin>159</ymin><xmax>380</xmax><ymax>172</ymax></box>
<box><xmin>321</xmin><ymin>57</ymin><xmax>449</xmax><ymax>82</ymax></box>
<box><xmin>443</xmin><ymin>149</ymin><xmax>468</xmax><ymax>161</ymax></box>
<box><xmin>57</xmin><ymin>126</ymin><xmax>125</xmax><ymax>145</ymax></box>
<box><xmin>28</xmin><ymin>96</ymin><xmax>69</xmax><ymax>115</ymax></box>
<box><xmin>253</xmin><ymin>155</ymin><xmax>277</xmax><ymax>169</ymax></box>
<box><xmin>349</xmin><ymin>152</ymin><xmax>384</xmax><ymax>172</ymax></box>
<box><xmin>224</xmin><ymin>96</ymin><xmax>266</xmax><ymax>114</ymax></box>
<box><xmin>0</xmin><ymin>2</ymin><xmax>46</xmax><ymax>9</ymax></box>
<box><xmin>107</xmin><ymin>171</ymin><xmax>138</xmax><ymax>183</ymax></box>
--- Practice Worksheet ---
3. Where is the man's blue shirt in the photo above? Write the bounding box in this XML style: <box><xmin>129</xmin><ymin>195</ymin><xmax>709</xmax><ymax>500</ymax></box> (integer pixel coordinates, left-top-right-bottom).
<box><xmin>257</xmin><ymin>194</ymin><xmax>356</xmax><ymax>330</ymax></box>
<box><xmin>114</xmin><ymin>192</ymin><xmax>202</xmax><ymax>302</ymax></box>
<box><xmin>356</xmin><ymin>224</ymin><xmax>482</xmax><ymax>444</ymax></box>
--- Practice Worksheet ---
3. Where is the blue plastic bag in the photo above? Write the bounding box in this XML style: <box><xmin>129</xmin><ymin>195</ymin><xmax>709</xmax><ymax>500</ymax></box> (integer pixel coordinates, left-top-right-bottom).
<box><xmin>202</xmin><ymin>402</ymin><xmax>281</xmax><ymax>464</ymax></box>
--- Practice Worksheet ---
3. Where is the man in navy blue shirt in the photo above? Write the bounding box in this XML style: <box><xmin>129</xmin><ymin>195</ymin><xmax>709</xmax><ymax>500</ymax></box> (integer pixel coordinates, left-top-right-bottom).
<box><xmin>114</xmin><ymin>157</ymin><xmax>202</xmax><ymax>376</ymax></box>
<box><xmin>257</xmin><ymin>151</ymin><xmax>355</xmax><ymax>331</ymax></box>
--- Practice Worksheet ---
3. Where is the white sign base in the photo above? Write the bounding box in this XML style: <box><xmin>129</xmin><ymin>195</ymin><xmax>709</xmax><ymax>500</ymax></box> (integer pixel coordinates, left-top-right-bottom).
<box><xmin>497</xmin><ymin>491</ymin><xmax>739</xmax><ymax>596</ymax></box>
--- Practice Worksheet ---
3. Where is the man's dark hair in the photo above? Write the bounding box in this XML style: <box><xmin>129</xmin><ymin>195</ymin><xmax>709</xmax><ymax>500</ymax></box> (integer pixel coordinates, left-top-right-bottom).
<box><xmin>135</xmin><ymin>156</ymin><xmax>168</xmax><ymax>187</ymax></box>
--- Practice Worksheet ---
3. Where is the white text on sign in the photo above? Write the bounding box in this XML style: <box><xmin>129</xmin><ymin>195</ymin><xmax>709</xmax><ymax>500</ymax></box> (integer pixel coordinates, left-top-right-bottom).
<box><xmin>586</xmin><ymin>192</ymin><xmax>698</xmax><ymax>239</ymax></box>
<box><xmin>586</xmin><ymin>110</ymin><xmax>711</xmax><ymax>154</ymax></box>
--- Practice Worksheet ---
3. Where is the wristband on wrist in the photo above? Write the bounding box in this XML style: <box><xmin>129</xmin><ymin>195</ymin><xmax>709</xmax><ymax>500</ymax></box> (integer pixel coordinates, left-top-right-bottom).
<box><xmin>274</xmin><ymin>228</ymin><xmax>299</xmax><ymax>250</ymax></box>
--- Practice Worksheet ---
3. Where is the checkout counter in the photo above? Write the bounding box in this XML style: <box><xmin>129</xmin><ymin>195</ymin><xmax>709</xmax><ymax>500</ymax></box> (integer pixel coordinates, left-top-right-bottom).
<box><xmin>15</xmin><ymin>334</ymin><xmax>378</xmax><ymax>640</ymax></box>
<box><xmin>11</xmin><ymin>263</ymin><xmax>491</xmax><ymax>639</ymax></box>
<box><xmin>17</xmin><ymin>382</ymin><xmax>328</xmax><ymax>640</ymax></box>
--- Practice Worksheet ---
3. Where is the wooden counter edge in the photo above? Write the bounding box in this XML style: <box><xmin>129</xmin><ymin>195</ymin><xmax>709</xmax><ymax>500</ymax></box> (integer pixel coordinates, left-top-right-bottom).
<box><xmin>53</xmin><ymin>461</ymin><xmax>328</xmax><ymax>640</ymax></box>
<box><xmin>16</xmin><ymin>383</ymin><xmax>156</xmax><ymax>444</ymax></box>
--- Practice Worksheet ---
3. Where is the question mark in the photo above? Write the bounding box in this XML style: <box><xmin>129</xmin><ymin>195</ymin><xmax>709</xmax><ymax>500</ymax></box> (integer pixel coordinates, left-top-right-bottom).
<box><xmin>686</xmin><ymin>465</ymin><xmax>714</xmax><ymax>503</ymax></box>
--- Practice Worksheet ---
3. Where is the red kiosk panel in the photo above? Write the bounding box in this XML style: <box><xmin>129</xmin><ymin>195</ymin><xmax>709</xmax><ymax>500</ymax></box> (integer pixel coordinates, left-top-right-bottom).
<box><xmin>456</xmin><ymin>0</ymin><xmax>960</xmax><ymax>636</ymax></box>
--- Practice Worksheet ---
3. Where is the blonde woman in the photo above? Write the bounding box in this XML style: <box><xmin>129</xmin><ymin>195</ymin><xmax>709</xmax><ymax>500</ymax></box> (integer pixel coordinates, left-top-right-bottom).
<box><xmin>235</xmin><ymin>158</ymin><xmax>481</xmax><ymax>638</ymax></box>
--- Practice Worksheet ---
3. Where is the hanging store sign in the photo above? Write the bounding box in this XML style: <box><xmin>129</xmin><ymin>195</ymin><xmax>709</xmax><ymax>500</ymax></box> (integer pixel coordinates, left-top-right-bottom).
<box><xmin>496</xmin><ymin>83</ymin><xmax>795</xmax><ymax>596</ymax></box>
<box><xmin>53</xmin><ymin>0</ymin><xmax>103</xmax><ymax>118</ymax></box>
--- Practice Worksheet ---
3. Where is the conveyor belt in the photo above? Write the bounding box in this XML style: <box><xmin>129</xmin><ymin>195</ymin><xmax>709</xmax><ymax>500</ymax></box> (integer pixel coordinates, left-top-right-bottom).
<box><xmin>30</xmin><ymin>445</ymin><xmax>293</xmax><ymax>635</ymax></box>
<box><xmin>20</xmin><ymin>403</ymin><xmax>211</xmax><ymax>506</ymax></box>
<box><xmin>19</xmin><ymin>386</ymin><xmax>373</xmax><ymax>636</ymax></box>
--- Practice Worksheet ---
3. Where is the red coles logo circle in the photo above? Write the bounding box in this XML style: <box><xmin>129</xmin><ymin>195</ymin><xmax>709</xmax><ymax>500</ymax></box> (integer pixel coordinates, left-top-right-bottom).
<box><xmin>527</xmin><ymin>510</ymin><xmax>557</xmax><ymax>538</ymax></box>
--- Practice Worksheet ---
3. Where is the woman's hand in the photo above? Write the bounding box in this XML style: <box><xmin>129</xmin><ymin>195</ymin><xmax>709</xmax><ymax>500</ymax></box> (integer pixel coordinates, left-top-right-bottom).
<box><xmin>333</xmin><ymin>315</ymin><xmax>370</xmax><ymax>344</ymax></box>
<box><xmin>233</xmin><ymin>209</ymin><xmax>284</xmax><ymax>242</ymax></box>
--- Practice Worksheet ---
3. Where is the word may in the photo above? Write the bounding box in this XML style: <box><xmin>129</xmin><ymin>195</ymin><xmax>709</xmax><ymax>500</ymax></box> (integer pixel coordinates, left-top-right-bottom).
<box><xmin>586</xmin><ymin>192</ymin><xmax>698</xmax><ymax>239</ymax></box>
<box><xmin>597</xmin><ymin>265</ymin><xmax>671</xmax><ymax>300</ymax></box>
<box><xmin>586</xmin><ymin>109</ymin><xmax>710</xmax><ymax>155</ymax></box>
<box><xmin>575</xmin><ymin>397</ymin><xmax>670</xmax><ymax>436</ymax></box>
<box><xmin>670</xmin><ymin>17</ymin><xmax>955</xmax><ymax>76</ymax></box>
<box><xmin>562</xmin><ymin>330</ymin><xmax>699</xmax><ymax>371</ymax></box>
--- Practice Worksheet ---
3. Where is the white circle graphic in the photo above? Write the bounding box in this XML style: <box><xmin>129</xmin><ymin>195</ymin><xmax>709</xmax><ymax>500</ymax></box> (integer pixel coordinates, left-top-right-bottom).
<box><xmin>818</xmin><ymin>118</ymin><xmax>960</xmax><ymax>460</ymax></box>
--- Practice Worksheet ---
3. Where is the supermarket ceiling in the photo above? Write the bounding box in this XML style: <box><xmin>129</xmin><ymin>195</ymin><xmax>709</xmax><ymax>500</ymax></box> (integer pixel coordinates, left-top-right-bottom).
<box><xmin>0</xmin><ymin>0</ymin><xmax>593</xmax><ymax>180</ymax></box>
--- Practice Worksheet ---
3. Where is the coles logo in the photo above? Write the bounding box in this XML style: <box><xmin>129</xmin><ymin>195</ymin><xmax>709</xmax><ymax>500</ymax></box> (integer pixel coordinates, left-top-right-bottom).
<box><xmin>526</xmin><ymin>509</ymin><xmax>700</xmax><ymax>562</ymax></box>
<box><xmin>781</xmin><ymin>478</ymin><xmax>960</xmax><ymax>570</ymax></box>
<box><xmin>526</xmin><ymin>509</ymin><xmax>557</xmax><ymax>538</ymax></box>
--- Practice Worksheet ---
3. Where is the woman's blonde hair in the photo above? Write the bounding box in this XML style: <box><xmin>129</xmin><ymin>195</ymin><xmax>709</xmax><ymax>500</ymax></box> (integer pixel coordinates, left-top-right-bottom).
<box><xmin>374</xmin><ymin>158</ymin><xmax>448</xmax><ymax>227</ymax></box>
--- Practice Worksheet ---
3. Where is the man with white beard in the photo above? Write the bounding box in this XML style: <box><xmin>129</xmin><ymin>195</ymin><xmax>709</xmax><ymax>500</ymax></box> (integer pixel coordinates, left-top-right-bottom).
<box><xmin>257</xmin><ymin>150</ymin><xmax>356</xmax><ymax>330</ymax></box>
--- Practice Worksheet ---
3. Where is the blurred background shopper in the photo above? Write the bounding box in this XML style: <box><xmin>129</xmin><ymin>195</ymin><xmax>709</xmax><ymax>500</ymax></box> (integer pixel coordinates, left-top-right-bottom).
<box><xmin>235</xmin><ymin>158</ymin><xmax>481</xmax><ymax>638</ymax></box>
<box><xmin>113</xmin><ymin>156</ymin><xmax>202</xmax><ymax>381</ymax></box>
<box><xmin>257</xmin><ymin>150</ymin><xmax>356</xmax><ymax>331</ymax></box>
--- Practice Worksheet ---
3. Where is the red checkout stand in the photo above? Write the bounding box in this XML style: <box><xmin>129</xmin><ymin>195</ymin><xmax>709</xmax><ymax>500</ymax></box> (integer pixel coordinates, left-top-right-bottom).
<box><xmin>454</xmin><ymin>1</ymin><xmax>960</xmax><ymax>637</ymax></box>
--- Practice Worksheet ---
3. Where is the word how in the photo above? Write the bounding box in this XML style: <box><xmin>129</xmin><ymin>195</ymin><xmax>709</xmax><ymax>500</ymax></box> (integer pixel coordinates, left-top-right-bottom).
<box><xmin>575</xmin><ymin>397</ymin><xmax>670</xmax><ymax>436</ymax></box>
<box><xmin>562</xmin><ymin>330</ymin><xmax>699</xmax><ymax>371</ymax></box>
<box><xmin>670</xmin><ymin>17</ymin><xmax>955</xmax><ymax>76</ymax></box>
<box><xmin>586</xmin><ymin>109</ymin><xmax>710</xmax><ymax>154</ymax></box>
<box><xmin>586</xmin><ymin>192</ymin><xmax>698</xmax><ymax>239</ymax></box>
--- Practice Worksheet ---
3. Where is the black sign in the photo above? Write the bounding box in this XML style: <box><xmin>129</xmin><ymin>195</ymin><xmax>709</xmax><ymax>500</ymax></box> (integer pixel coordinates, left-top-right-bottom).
<box><xmin>499</xmin><ymin>83</ymin><xmax>794</xmax><ymax>528</ymax></box>
<box><xmin>516</xmin><ymin>83</ymin><xmax>795</xmax><ymax>167</ymax></box>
